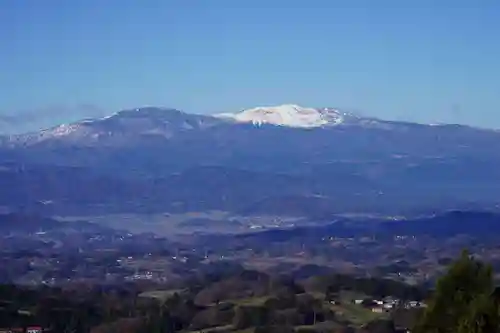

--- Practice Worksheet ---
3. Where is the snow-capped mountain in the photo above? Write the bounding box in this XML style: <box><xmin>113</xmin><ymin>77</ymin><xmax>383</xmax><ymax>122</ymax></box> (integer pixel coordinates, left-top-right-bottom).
<box><xmin>1</xmin><ymin>103</ymin><xmax>500</xmax><ymax>217</ymax></box>
<box><xmin>0</xmin><ymin>104</ymin><xmax>493</xmax><ymax>149</ymax></box>
<box><xmin>5</xmin><ymin>104</ymin><xmax>368</xmax><ymax>146</ymax></box>
<box><xmin>215</xmin><ymin>104</ymin><xmax>358</xmax><ymax>128</ymax></box>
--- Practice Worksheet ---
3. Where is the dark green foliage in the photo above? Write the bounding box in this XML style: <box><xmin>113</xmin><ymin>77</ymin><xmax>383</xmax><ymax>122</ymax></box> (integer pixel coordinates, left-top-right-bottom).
<box><xmin>457</xmin><ymin>293</ymin><xmax>500</xmax><ymax>333</ymax></box>
<box><xmin>0</xmin><ymin>267</ymin><xmax>436</xmax><ymax>332</ymax></box>
<box><xmin>188</xmin><ymin>303</ymin><xmax>235</xmax><ymax>330</ymax></box>
<box><xmin>270</xmin><ymin>308</ymin><xmax>301</xmax><ymax>326</ymax></box>
<box><xmin>269</xmin><ymin>275</ymin><xmax>305</xmax><ymax>295</ymax></box>
<box><xmin>363</xmin><ymin>319</ymin><xmax>396</xmax><ymax>333</ymax></box>
<box><xmin>254</xmin><ymin>325</ymin><xmax>295</xmax><ymax>333</ymax></box>
<box><xmin>307</xmin><ymin>273</ymin><xmax>426</xmax><ymax>301</ymax></box>
<box><xmin>232</xmin><ymin>305</ymin><xmax>269</xmax><ymax>329</ymax></box>
<box><xmin>390</xmin><ymin>307</ymin><xmax>422</xmax><ymax>331</ymax></box>
<box><xmin>193</xmin><ymin>270</ymin><xmax>271</xmax><ymax>306</ymax></box>
<box><xmin>264</xmin><ymin>293</ymin><xmax>297</xmax><ymax>310</ymax></box>
<box><xmin>415</xmin><ymin>250</ymin><xmax>500</xmax><ymax>333</ymax></box>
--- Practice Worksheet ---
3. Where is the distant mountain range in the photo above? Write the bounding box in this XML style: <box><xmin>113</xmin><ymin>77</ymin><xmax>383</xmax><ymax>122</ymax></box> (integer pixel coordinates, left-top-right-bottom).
<box><xmin>230</xmin><ymin>210</ymin><xmax>500</xmax><ymax>243</ymax></box>
<box><xmin>4</xmin><ymin>104</ymin><xmax>492</xmax><ymax>147</ymax></box>
<box><xmin>0</xmin><ymin>105</ymin><xmax>499</xmax><ymax>217</ymax></box>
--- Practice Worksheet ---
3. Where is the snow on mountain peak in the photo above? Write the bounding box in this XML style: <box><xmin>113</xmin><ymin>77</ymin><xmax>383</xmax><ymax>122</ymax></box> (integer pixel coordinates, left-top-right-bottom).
<box><xmin>215</xmin><ymin>104</ymin><xmax>346</xmax><ymax>128</ymax></box>
<box><xmin>9</xmin><ymin>107</ymin><xmax>221</xmax><ymax>146</ymax></box>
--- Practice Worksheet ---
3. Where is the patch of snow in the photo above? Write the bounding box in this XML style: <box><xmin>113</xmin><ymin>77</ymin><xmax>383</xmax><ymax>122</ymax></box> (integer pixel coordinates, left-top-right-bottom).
<box><xmin>40</xmin><ymin>123</ymin><xmax>82</xmax><ymax>137</ymax></box>
<box><xmin>216</xmin><ymin>104</ymin><xmax>346</xmax><ymax>128</ymax></box>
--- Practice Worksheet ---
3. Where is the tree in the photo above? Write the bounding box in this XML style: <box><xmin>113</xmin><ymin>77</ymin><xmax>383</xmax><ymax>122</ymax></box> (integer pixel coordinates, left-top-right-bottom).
<box><xmin>415</xmin><ymin>250</ymin><xmax>500</xmax><ymax>333</ymax></box>
<box><xmin>232</xmin><ymin>306</ymin><xmax>268</xmax><ymax>329</ymax></box>
<box><xmin>363</xmin><ymin>319</ymin><xmax>396</xmax><ymax>333</ymax></box>
<box><xmin>457</xmin><ymin>293</ymin><xmax>499</xmax><ymax>333</ymax></box>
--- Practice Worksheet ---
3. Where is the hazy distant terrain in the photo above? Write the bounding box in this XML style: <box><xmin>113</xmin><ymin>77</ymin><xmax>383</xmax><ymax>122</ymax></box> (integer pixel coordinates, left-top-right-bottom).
<box><xmin>56</xmin><ymin>211</ymin><xmax>306</xmax><ymax>237</ymax></box>
<box><xmin>0</xmin><ymin>106</ymin><xmax>499</xmax><ymax>221</ymax></box>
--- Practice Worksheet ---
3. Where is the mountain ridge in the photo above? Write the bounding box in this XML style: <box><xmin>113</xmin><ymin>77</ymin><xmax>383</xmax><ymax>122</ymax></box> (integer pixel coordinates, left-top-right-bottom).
<box><xmin>0</xmin><ymin>104</ymin><xmax>499</xmax><ymax>216</ymax></box>
<box><xmin>2</xmin><ymin>104</ymin><xmax>496</xmax><ymax>148</ymax></box>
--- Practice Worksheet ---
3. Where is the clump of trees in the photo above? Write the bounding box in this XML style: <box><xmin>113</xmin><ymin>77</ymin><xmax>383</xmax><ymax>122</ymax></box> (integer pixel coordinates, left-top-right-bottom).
<box><xmin>4</xmin><ymin>256</ymin><xmax>500</xmax><ymax>333</ymax></box>
<box><xmin>415</xmin><ymin>250</ymin><xmax>500</xmax><ymax>333</ymax></box>
<box><xmin>306</xmin><ymin>273</ymin><xmax>426</xmax><ymax>301</ymax></box>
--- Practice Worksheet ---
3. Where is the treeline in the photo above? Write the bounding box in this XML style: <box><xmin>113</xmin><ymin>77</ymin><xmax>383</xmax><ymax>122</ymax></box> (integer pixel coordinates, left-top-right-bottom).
<box><xmin>306</xmin><ymin>273</ymin><xmax>427</xmax><ymax>301</ymax></box>
<box><xmin>3</xmin><ymin>251</ymin><xmax>498</xmax><ymax>332</ymax></box>
<box><xmin>135</xmin><ymin>291</ymin><xmax>338</xmax><ymax>333</ymax></box>
<box><xmin>0</xmin><ymin>268</ymin><xmax>426</xmax><ymax>333</ymax></box>
<box><xmin>0</xmin><ymin>284</ymin><xmax>141</xmax><ymax>332</ymax></box>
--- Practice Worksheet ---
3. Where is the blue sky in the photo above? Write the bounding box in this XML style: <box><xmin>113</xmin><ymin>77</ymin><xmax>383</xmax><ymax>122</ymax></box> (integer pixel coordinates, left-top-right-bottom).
<box><xmin>1</xmin><ymin>0</ymin><xmax>499</xmax><ymax>131</ymax></box>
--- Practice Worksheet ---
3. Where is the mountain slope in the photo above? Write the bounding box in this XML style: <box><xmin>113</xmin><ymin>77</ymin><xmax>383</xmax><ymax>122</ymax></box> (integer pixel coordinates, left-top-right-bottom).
<box><xmin>3</xmin><ymin>104</ymin><xmax>497</xmax><ymax>148</ymax></box>
<box><xmin>5</xmin><ymin>107</ymin><xmax>223</xmax><ymax>147</ymax></box>
<box><xmin>0</xmin><ymin>104</ymin><xmax>499</xmax><ymax>216</ymax></box>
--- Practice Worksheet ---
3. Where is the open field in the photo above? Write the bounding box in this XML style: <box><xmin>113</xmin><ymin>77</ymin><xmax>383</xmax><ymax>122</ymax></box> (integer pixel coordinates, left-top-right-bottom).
<box><xmin>330</xmin><ymin>291</ymin><xmax>389</xmax><ymax>327</ymax></box>
<box><xmin>138</xmin><ymin>289</ymin><xmax>185</xmax><ymax>302</ymax></box>
<box><xmin>182</xmin><ymin>289</ymin><xmax>387</xmax><ymax>333</ymax></box>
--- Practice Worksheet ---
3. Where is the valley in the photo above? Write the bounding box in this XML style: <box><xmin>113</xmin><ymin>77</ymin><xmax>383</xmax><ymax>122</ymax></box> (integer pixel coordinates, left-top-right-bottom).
<box><xmin>1</xmin><ymin>105</ymin><xmax>500</xmax><ymax>332</ymax></box>
<box><xmin>3</xmin><ymin>0</ymin><xmax>500</xmax><ymax>330</ymax></box>
<box><xmin>56</xmin><ymin>212</ymin><xmax>318</xmax><ymax>237</ymax></box>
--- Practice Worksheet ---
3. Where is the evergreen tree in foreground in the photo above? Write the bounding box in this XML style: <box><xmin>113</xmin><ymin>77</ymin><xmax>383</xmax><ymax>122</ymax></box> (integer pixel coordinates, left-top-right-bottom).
<box><xmin>415</xmin><ymin>250</ymin><xmax>500</xmax><ymax>333</ymax></box>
